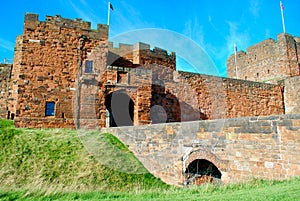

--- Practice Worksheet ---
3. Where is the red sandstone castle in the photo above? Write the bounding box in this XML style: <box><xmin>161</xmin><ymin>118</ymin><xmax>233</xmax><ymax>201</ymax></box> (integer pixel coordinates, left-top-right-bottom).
<box><xmin>0</xmin><ymin>13</ymin><xmax>300</xmax><ymax>128</ymax></box>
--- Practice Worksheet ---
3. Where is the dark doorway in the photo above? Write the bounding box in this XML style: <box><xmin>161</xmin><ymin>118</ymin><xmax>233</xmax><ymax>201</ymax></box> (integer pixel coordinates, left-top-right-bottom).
<box><xmin>105</xmin><ymin>91</ymin><xmax>134</xmax><ymax>127</ymax></box>
<box><xmin>185</xmin><ymin>159</ymin><xmax>221</xmax><ymax>185</ymax></box>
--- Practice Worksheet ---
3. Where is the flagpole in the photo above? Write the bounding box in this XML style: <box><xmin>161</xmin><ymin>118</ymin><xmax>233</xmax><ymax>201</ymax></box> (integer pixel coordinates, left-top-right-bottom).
<box><xmin>280</xmin><ymin>1</ymin><xmax>286</xmax><ymax>33</ymax></box>
<box><xmin>234</xmin><ymin>43</ymin><xmax>238</xmax><ymax>79</ymax></box>
<box><xmin>107</xmin><ymin>1</ymin><xmax>111</xmax><ymax>26</ymax></box>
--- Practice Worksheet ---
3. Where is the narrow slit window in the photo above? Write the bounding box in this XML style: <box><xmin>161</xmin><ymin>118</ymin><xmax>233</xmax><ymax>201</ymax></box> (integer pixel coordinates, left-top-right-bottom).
<box><xmin>85</xmin><ymin>60</ymin><xmax>93</xmax><ymax>73</ymax></box>
<box><xmin>45</xmin><ymin>102</ymin><xmax>55</xmax><ymax>116</ymax></box>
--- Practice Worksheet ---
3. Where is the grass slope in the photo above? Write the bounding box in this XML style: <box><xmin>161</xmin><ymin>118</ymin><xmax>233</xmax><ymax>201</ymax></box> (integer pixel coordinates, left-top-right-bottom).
<box><xmin>1</xmin><ymin>177</ymin><xmax>300</xmax><ymax>200</ymax></box>
<box><xmin>0</xmin><ymin>119</ymin><xmax>166</xmax><ymax>193</ymax></box>
<box><xmin>1</xmin><ymin>119</ymin><xmax>300</xmax><ymax>201</ymax></box>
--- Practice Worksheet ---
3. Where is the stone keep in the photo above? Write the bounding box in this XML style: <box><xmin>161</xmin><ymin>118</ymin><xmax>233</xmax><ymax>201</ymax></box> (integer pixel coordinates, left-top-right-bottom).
<box><xmin>3</xmin><ymin>13</ymin><xmax>298</xmax><ymax>129</ymax></box>
<box><xmin>227</xmin><ymin>33</ymin><xmax>300</xmax><ymax>83</ymax></box>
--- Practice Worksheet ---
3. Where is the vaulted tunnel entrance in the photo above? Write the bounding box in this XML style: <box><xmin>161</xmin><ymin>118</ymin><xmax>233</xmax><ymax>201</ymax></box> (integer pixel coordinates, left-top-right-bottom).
<box><xmin>185</xmin><ymin>159</ymin><xmax>222</xmax><ymax>185</ymax></box>
<box><xmin>105</xmin><ymin>91</ymin><xmax>134</xmax><ymax>127</ymax></box>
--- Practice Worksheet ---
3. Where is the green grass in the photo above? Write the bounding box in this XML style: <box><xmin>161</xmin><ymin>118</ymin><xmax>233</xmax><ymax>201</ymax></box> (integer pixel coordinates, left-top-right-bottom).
<box><xmin>0</xmin><ymin>119</ymin><xmax>300</xmax><ymax>200</ymax></box>
<box><xmin>0</xmin><ymin>177</ymin><xmax>300</xmax><ymax>200</ymax></box>
<box><xmin>0</xmin><ymin>119</ymin><xmax>166</xmax><ymax>194</ymax></box>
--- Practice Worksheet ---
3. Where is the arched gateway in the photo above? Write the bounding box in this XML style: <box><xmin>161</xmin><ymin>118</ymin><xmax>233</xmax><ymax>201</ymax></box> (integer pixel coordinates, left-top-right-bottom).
<box><xmin>105</xmin><ymin>91</ymin><xmax>134</xmax><ymax>127</ymax></box>
<box><xmin>183</xmin><ymin>149</ymin><xmax>228</xmax><ymax>186</ymax></box>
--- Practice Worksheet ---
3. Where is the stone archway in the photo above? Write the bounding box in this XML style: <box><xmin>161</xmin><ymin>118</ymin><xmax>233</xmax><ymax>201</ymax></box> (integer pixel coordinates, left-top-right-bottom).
<box><xmin>183</xmin><ymin>149</ymin><xmax>228</xmax><ymax>186</ymax></box>
<box><xmin>105</xmin><ymin>91</ymin><xmax>134</xmax><ymax>127</ymax></box>
<box><xmin>185</xmin><ymin>159</ymin><xmax>221</xmax><ymax>185</ymax></box>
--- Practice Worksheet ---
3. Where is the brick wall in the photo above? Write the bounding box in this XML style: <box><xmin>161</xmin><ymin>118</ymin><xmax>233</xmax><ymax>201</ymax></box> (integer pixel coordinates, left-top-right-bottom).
<box><xmin>0</xmin><ymin>64</ymin><xmax>12</xmax><ymax>118</ymax></box>
<box><xmin>108</xmin><ymin>41</ymin><xmax>176</xmax><ymax>71</ymax></box>
<box><xmin>284</xmin><ymin>76</ymin><xmax>300</xmax><ymax>114</ymax></box>
<box><xmin>8</xmin><ymin>13</ymin><xmax>293</xmax><ymax>129</ymax></box>
<box><xmin>102</xmin><ymin>114</ymin><xmax>300</xmax><ymax>186</ymax></box>
<box><xmin>172</xmin><ymin>72</ymin><xmax>284</xmax><ymax>121</ymax></box>
<box><xmin>13</xmin><ymin>13</ymin><xmax>108</xmax><ymax>128</ymax></box>
<box><xmin>227</xmin><ymin>33</ymin><xmax>300</xmax><ymax>83</ymax></box>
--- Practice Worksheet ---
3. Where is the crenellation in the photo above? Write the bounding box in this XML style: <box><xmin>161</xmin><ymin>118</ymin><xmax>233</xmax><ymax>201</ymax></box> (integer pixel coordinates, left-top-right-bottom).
<box><xmin>227</xmin><ymin>33</ymin><xmax>300</xmax><ymax>83</ymax></box>
<box><xmin>24</xmin><ymin>13</ymin><xmax>108</xmax><ymax>41</ymax></box>
<box><xmin>108</xmin><ymin>42</ymin><xmax>134</xmax><ymax>56</ymax></box>
<box><xmin>45</xmin><ymin>14</ymin><xmax>91</xmax><ymax>30</ymax></box>
<box><xmin>0</xmin><ymin>12</ymin><xmax>299</xmax><ymax>132</ymax></box>
<box><xmin>2</xmin><ymin>11</ymin><xmax>300</xmax><ymax>186</ymax></box>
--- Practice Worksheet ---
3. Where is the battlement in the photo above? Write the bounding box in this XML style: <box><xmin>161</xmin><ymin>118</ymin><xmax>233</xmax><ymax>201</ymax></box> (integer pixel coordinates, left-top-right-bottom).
<box><xmin>228</xmin><ymin>33</ymin><xmax>295</xmax><ymax>63</ymax></box>
<box><xmin>108</xmin><ymin>41</ymin><xmax>176</xmax><ymax>70</ymax></box>
<box><xmin>24</xmin><ymin>13</ymin><xmax>108</xmax><ymax>40</ymax></box>
<box><xmin>109</xmin><ymin>41</ymin><xmax>175</xmax><ymax>58</ymax></box>
<box><xmin>227</xmin><ymin>33</ymin><xmax>300</xmax><ymax>83</ymax></box>
<box><xmin>108</xmin><ymin>42</ymin><xmax>134</xmax><ymax>56</ymax></box>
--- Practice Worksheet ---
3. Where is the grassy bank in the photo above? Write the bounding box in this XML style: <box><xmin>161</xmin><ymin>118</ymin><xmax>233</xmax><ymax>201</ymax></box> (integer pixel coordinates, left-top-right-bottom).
<box><xmin>1</xmin><ymin>177</ymin><xmax>300</xmax><ymax>200</ymax></box>
<box><xmin>1</xmin><ymin>119</ymin><xmax>300</xmax><ymax>200</ymax></box>
<box><xmin>0</xmin><ymin>119</ymin><xmax>166</xmax><ymax>193</ymax></box>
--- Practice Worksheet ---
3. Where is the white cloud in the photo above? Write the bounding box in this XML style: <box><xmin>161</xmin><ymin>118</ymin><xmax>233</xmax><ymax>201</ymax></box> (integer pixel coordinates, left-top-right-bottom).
<box><xmin>0</xmin><ymin>38</ymin><xmax>14</xmax><ymax>52</ymax></box>
<box><xmin>60</xmin><ymin>0</ymin><xmax>107</xmax><ymax>29</ymax></box>
<box><xmin>249</xmin><ymin>0</ymin><xmax>261</xmax><ymax>18</ymax></box>
<box><xmin>225</xmin><ymin>21</ymin><xmax>250</xmax><ymax>53</ymax></box>
<box><xmin>108</xmin><ymin>1</ymin><xmax>155</xmax><ymax>37</ymax></box>
<box><xmin>183</xmin><ymin>17</ymin><xmax>204</xmax><ymax>46</ymax></box>
<box><xmin>265</xmin><ymin>29</ymin><xmax>271</xmax><ymax>38</ymax></box>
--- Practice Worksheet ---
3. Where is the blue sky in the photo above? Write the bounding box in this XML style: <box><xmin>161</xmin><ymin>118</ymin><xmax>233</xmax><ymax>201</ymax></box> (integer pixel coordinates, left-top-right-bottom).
<box><xmin>0</xmin><ymin>0</ymin><xmax>299</xmax><ymax>76</ymax></box>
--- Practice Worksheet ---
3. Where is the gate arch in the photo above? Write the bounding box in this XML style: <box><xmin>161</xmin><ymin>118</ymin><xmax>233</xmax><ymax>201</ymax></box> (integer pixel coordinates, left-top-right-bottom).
<box><xmin>183</xmin><ymin>149</ymin><xmax>228</xmax><ymax>185</ymax></box>
<box><xmin>105</xmin><ymin>90</ymin><xmax>134</xmax><ymax>127</ymax></box>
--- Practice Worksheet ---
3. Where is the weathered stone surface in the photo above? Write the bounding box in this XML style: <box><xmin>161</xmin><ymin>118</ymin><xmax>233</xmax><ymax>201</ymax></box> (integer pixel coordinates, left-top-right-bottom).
<box><xmin>0</xmin><ymin>64</ymin><xmax>12</xmax><ymax>118</ymax></box>
<box><xmin>102</xmin><ymin>113</ymin><xmax>300</xmax><ymax>186</ymax></box>
<box><xmin>284</xmin><ymin>76</ymin><xmax>300</xmax><ymax>114</ymax></box>
<box><xmin>2</xmin><ymin>13</ymin><xmax>299</xmax><ymax>130</ymax></box>
<box><xmin>227</xmin><ymin>33</ymin><xmax>300</xmax><ymax>83</ymax></box>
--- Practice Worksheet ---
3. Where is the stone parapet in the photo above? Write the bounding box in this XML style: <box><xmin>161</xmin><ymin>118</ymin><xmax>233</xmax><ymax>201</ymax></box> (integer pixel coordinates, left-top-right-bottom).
<box><xmin>102</xmin><ymin>113</ymin><xmax>300</xmax><ymax>186</ymax></box>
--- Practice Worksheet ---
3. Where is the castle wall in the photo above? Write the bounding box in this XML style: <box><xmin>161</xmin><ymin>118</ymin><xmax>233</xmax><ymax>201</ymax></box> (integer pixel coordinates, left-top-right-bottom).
<box><xmin>227</xmin><ymin>33</ymin><xmax>300</xmax><ymax>83</ymax></box>
<box><xmin>102</xmin><ymin>114</ymin><xmax>300</xmax><ymax>186</ymax></box>
<box><xmin>0</xmin><ymin>64</ymin><xmax>12</xmax><ymax>118</ymax></box>
<box><xmin>108</xmin><ymin>42</ymin><xmax>176</xmax><ymax>72</ymax></box>
<box><xmin>7</xmin><ymin>13</ymin><xmax>295</xmax><ymax>129</ymax></box>
<box><xmin>98</xmin><ymin>67</ymin><xmax>153</xmax><ymax>127</ymax></box>
<box><xmin>284</xmin><ymin>76</ymin><xmax>300</xmax><ymax>114</ymax></box>
<box><xmin>175</xmin><ymin>72</ymin><xmax>284</xmax><ymax>120</ymax></box>
<box><xmin>13</xmin><ymin>13</ymin><xmax>108</xmax><ymax>128</ymax></box>
<box><xmin>7</xmin><ymin>35</ymin><xmax>24</xmax><ymax>120</ymax></box>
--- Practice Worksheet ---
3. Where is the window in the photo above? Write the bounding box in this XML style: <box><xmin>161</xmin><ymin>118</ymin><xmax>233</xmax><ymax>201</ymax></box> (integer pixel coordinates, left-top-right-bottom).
<box><xmin>117</xmin><ymin>72</ymin><xmax>128</xmax><ymax>84</ymax></box>
<box><xmin>85</xmin><ymin>60</ymin><xmax>93</xmax><ymax>73</ymax></box>
<box><xmin>45</xmin><ymin>102</ymin><xmax>55</xmax><ymax>116</ymax></box>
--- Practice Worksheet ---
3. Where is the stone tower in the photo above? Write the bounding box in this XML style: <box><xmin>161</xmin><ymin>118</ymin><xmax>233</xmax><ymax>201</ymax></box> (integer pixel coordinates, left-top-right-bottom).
<box><xmin>227</xmin><ymin>33</ymin><xmax>300</xmax><ymax>83</ymax></box>
<box><xmin>10</xmin><ymin>13</ymin><xmax>108</xmax><ymax>128</ymax></box>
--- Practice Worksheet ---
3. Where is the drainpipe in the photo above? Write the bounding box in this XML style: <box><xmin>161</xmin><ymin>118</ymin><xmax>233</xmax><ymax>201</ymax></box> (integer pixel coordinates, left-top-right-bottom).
<box><xmin>76</xmin><ymin>36</ymin><xmax>87</xmax><ymax>129</ymax></box>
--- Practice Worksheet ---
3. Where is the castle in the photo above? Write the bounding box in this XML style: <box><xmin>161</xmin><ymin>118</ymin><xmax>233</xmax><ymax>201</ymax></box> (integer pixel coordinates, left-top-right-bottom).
<box><xmin>0</xmin><ymin>13</ymin><xmax>300</xmax><ymax>129</ymax></box>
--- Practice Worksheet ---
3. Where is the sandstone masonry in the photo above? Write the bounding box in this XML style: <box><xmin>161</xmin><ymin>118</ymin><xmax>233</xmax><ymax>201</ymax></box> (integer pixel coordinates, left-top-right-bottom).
<box><xmin>0</xmin><ymin>13</ymin><xmax>298</xmax><ymax>131</ymax></box>
<box><xmin>0</xmin><ymin>64</ymin><xmax>12</xmax><ymax>118</ymax></box>
<box><xmin>227</xmin><ymin>33</ymin><xmax>300</xmax><ymax>83</ymax></box>
<box><xmin>1</xmin><ymin>12</ymin><xmax>300</xmax><ymax>187</ymax></box>
<box><xmin>102</xmin><ymin>113</ymin><xmax>300</xmax><ymax>186</ymax></box>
